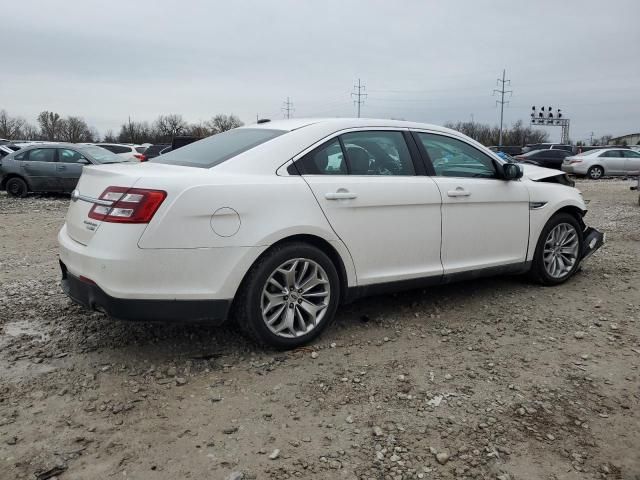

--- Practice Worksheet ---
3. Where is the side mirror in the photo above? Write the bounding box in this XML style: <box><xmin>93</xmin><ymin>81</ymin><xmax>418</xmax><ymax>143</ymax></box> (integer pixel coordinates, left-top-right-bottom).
<box><xmin>502</xmin><ymin>162</ymin><xmax>523</xmax><ymax>180</ymax></box>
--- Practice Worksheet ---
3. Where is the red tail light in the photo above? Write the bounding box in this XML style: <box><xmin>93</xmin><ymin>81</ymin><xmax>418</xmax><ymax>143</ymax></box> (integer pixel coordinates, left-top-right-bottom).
<box><xmin>134</xmin><ymin>154</ymin><xmax>147</xmax><ymax>161</ymax></box>
<box><xmin>88</xmin><ymin>186</ymin><xmax>166</xmax><ymax>223</ymax></box>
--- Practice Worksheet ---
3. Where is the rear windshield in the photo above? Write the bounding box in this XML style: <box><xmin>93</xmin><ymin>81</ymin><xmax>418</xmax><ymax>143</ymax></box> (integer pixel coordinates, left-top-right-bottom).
<box><xmin>135</xmin><ymin>146</ymin><xmax>147</xmax><ymax>153</ymax></box>
<box><xmin>145</xmin><ymin>145</ymin><xmax>168</xmax><ymax>155</ymax></box>
<box><xmin>78</xmin><ymin>145</ymin><xmax>131</xmax><ymax>164</ymax></box>
<box><xmin>151</xmin><ymin>128</ymin><xmax>286</xmax><ymax>168</ymax></box>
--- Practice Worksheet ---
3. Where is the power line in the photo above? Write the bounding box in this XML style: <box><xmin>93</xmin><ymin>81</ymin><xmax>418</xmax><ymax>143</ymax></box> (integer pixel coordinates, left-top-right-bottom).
<box><xmin>282</xmin><ymin>97</ymin><xmax>294</xmax><ymax>119</ymax></box>
<box><xmin>492</xmin><ymin>69</ymin><xmax>512</xmax><ymax>147</ymax></box>
<box><xmin>351</xmin><ymin>79</ymin><xmax>367</xmax><ymax>118</ymax></box>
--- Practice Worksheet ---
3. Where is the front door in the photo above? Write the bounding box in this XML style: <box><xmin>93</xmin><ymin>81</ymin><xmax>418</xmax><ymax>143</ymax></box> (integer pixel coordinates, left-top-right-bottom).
<box><xmin>296</xmin><ymin>130</ymin><xmax>443</xmax><ymax>286</ymax></box>
<box><xmin>56</xmin><ymin>148</ymin><xmax>88</xmax><ymax>192</ymax></box>
<box><xmin>413</xmin><ymin>131</ymin><xmax>530</xmax><ymax>274</ymax></box>
<box><xmin>20</xmin><ymin>148</ymin><xmax>60</xmax><ymax>192</ymax></box>
<box><xmin>600</xmin><ymin>150</ymin><xmax>625</xmax><ymax>174</ymax></box>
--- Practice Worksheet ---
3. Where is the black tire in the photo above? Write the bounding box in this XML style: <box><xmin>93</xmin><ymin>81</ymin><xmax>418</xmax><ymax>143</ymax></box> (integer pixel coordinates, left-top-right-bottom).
<box><xmin>530</xmin><ymin>213</ymin><xmax>584</xmax><ymax>286</ymax></box>
<box><xmin>6</xmin><ymin>177</ymin><xmax>28</xmax><ymax>197</ymax></box>
<box><xmin>587</xmin><ymin>165</ymin><xmax>604</xmax><ymax>180</ymax></box>
<box><xmin>233</xmin><ymin>242</ymin><xmax>341</xmax><ymax>349</ymax></box>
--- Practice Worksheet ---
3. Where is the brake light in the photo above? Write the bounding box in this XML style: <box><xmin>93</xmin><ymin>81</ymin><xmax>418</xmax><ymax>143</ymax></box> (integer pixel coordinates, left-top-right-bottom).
<box><xmin>569</xmin><ymin>160</ymin><xmax>583</xmax><ymax>164</ymax></box>
<box><xmin>88</xmin><ymin>186</ymin><xmax>166</xmax><ymax>223</ymax></box>
<box><xmin>134</xmin><ymin>154</ymin><xmax>147</xmax><ymax>161</ymax></box>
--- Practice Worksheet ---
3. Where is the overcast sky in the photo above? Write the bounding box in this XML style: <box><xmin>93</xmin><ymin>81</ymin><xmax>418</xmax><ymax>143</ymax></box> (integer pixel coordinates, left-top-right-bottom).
<box><xmin>3</xmin><ymin>0</ymin><xmax>639</xmax><ymax>142</ymax></box>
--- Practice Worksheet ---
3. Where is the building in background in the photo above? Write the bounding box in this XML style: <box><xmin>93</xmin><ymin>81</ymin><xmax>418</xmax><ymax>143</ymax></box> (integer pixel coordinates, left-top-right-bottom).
<box><xmin>610</xmin><ymin>132</ymin><xmax>640</xmax><ymax>145</ymax></box>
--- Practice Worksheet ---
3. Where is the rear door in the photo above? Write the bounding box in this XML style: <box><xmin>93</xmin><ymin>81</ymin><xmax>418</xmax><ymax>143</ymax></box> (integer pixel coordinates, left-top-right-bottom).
<box><xmin>621</xmin><ymin>150</ymin><xmax>640</xmax><ymax>174</ymax></box>
<box><xmin>296</xmin><ymin>129</ymin><xmax>443</xmax><ymax>286</ymax></box>
<box><xmin>56</xmin><ymin>148</ymin><xmax>88</xmax><ymax>192</ymax></box>
<box><xmin>413</xmin><ymin>131</ymin><xmax>529</xmax><ymax>274</ymax></box>
<box><xmin>600</xmin><ymin>150</ymin><xmax>625</xmax><ymax>174</ymax></box>
<box><xmin>20</xmin><ymin>148</ymin><xmax>60</xmax><ymax>191</ymax></box>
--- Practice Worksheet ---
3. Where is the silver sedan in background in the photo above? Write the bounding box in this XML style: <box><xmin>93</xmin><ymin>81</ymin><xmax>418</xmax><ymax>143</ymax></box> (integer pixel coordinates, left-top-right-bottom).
<box><xmin>562</xmin><ymin>148</ymin><xmax>640</xmax><ymax>179</ymax></box>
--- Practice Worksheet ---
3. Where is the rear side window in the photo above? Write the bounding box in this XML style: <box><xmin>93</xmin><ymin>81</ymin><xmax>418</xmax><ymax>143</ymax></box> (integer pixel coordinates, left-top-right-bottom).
<box><xmin>28</xmin><ymin>148</ymin><xmax>56</xmax><ymax>162</ymax></box>
<box><xmin>296</xmin><ymin>130</ymin><xmax>415</xmax><ymax>176</ymax></box>
<box><xmin>601</xmin><ymin>150</ymin><xmax>622</xmax><ymax>158</ymax></box>
<box><xmin>152</xmin><ymin>128</ymin><xmax>285</xmax><ymax>168</ymax></box>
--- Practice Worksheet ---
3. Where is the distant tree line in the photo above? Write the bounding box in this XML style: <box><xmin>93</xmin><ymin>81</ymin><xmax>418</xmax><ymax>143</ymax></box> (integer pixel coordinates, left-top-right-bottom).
<box><xmin>444</xmin><ymin>120</ymin><xmax>549</xmax><ymax>146</ymax></box>
<box><xmin>0</xmin><ymin>110</ymin><xmax>244</xmax><ymax>144</ymax></box>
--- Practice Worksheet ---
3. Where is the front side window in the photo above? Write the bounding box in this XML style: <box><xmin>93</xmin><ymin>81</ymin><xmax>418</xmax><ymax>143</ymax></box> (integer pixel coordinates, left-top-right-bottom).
<box><xmin>28</xmin><ymin>148</ymin><xmax>56</xmax><ymax>162</ymax></box>
<box><xmin>416</xmin><ymin>133</ymin><xmax>496</xmax><ymax>178</ymax></box>
<box><xmin>622</xmin><ymin>150</ymin><xmax>640</xmax><ymax>158</ymax></box>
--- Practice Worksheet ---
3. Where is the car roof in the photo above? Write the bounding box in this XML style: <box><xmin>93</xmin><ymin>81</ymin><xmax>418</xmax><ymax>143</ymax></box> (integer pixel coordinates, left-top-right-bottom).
<box><xmin>242</xmin><ymin>117</ymin><xmax>461</xmax><ymax>135</ymax></box>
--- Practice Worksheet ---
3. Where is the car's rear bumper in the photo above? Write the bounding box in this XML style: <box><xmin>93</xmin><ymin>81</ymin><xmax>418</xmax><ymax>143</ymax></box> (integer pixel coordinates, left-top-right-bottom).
<box><xmin>581</xmin><ymin>227</ymin><xmax>604</xmax><ymax>261</ymax></box>
<box><xmin>60</xmin><ymin>260</ymin><xmax>231</xmax><ymax>323</ymax></box>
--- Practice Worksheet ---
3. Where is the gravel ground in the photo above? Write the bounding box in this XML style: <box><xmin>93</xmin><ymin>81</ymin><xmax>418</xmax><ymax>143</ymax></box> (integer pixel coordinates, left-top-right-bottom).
<box><xmin>0</xmin><ymin>180</ymin><xmax>639</xmax><ymax>480</ymax></box>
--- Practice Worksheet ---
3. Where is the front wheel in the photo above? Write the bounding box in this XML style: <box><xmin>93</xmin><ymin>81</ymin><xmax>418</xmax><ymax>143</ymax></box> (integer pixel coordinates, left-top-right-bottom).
<box><xmin>233</xmin><ymin>242</ymin><xmax>340</xmax><ymax>349</ymax></box>
<box><xmin>6</xmin><ymin>177</ymin><xmax>28</xmax><ymax>197</ymax></box>
<box><xmin>587</xmin><ymin>166</ymin><xmax>604</xmax><ymax>180</ymax></box>
<box><xmin>530</xmin><ymin>213</ymin><xmax>583</xmax><ymax>285</ymax></box>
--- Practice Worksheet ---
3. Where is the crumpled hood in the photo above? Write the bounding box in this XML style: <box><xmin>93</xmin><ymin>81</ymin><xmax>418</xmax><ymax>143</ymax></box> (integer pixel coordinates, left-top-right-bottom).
<box><xmin>520</xmin><ymin>163</ymin><xmax>566</xmax><ymax>181</ymax></box>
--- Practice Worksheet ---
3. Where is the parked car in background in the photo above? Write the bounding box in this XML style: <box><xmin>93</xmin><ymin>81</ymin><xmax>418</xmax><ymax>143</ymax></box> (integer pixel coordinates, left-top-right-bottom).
<box><xmin>523</xmin><ymin>143</ymin><xmax>575</xmax><ymax>154</ymax></box>
<box><xmin>0</xmin><ymin>143</ymin><xmax>131</xmax><ymax>197</ymax></box>
<box><xmin>95</xmin><ymin>143</ymin><xmax>147</xmax><ymax>162</ymax></box>
<box><xmin>562</xmin><ymin>148</ymin><xmax>640</xmax><ymax>179</ymax></box>
<box><xmin>58</xmin><ymin>118</ymin><xmax>603</xmax><ymax>349</ymax></box>
<box><xmin>143</xmin><ymin>144</ymin><xmax>170</xmax><ymax>160</ymax></box>
<box><xmin>514</xmin><ymin>149</ymin><xmax>572</xmax><ymax>169</ymax></box>
<box><xmin>0</xmin><ymin>144</ymin><xmax>21</xmax><ymax>159</ymax></box>
<box><xmin>489</xmin><ymin>145</ymin><xmax>523</xmax><ymax>156</ymax></box>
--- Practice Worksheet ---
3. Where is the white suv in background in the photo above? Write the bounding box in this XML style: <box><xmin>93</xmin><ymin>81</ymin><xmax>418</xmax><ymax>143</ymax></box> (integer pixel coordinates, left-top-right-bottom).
<box><xmin>95</xmin><ymin>143</ymin><xmax>147</xmax><ymax>162</ymax></box>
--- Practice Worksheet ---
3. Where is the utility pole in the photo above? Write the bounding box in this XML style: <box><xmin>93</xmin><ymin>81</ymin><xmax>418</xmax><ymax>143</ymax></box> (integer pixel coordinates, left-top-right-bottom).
<box><xmin>493</xmin><ymin>69</ymin><xmax>512</xmax><ymax>147</ymax></box>
<box><xmin>589</xmin><ymin>132</ymin><xmax>594</xmax><ymax>145</ymax></box>
<box><xmin>352</xmin><ymin>78</ymin><xmax>367</xmax><ymax>118</ymax></box>
<box><xmin>282</xmin><ymin>97</ymin><xmax>294</xmax><ymax>119</ymax></box>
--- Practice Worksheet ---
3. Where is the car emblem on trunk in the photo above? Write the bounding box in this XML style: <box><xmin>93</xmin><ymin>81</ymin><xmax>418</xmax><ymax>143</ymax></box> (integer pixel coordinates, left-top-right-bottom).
<box><xmin>71</xmin><ymin>189</ymin><xmax>80</xmax><ymax>202</ymax></box>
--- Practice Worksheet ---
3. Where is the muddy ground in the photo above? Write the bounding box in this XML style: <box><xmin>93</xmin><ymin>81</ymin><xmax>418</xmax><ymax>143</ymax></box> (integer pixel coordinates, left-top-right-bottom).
<box><xmin>0</xmin><ymin>180</ymin><xmax>639</xmax><ymax>480</ymax></box>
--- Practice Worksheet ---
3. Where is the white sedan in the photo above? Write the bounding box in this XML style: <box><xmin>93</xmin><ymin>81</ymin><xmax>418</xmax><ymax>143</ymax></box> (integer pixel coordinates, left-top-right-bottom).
<box><xmin>59</xmin><ymin>118</ymin><xmax>604</xmax><ymax>348</ymax></box>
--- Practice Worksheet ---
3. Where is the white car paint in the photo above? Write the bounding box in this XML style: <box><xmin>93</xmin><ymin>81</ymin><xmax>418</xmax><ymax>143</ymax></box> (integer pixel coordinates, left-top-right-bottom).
<box><xmin>58</xmin><ymin>118</ymin><xmax>598</xmax><ymax>345</ymax></box>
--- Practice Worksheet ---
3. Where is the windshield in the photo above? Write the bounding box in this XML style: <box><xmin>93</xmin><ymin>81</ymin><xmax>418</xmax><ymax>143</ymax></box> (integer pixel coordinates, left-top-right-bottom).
<box><xmin>78</xmin><ymin>145</ymin><xmax>131</xmax><ymax>164</ymax></box>
<box><xmin>151</xmin><ymin>128</ymin><xmax>286</xmax><ymax>168</ymax></box>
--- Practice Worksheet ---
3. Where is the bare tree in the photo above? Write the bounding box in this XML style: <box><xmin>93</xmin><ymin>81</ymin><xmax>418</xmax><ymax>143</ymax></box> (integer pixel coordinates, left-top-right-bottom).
<box><xmin>38</xmin><ymin>111</ymin><xmax>65</xmax><ymax>141</ymax></box>
<box><xmin>20</xmin><ymin>123</ymin><xmax>41</xmax><ymax>140</ymax></box>
<box><xmin>0</xmin><ymin>110</ymin><xmax>26</xmax><ymax>139</ymax></box>
<box><xmin>118</xmin><ymin>118</ymin><xmax>151</xmax><ymax>144</ymax></box>
<box><xmin>444</xmin><ymin>120</ymin><xmax>548</xmax><ymax>146</ymax></box>
<box><xmin>103</xmin><ymin>129</ymin><xmax>118</xmax><ymax>143</ymax></box>
<box><xmin>206</xmin><ymin>114</ymin><xmax>243</xmax><ymax>134</ymax></box>
<box><xmin>187</xmin><ymin>122</ymin><xmax>211</xmax><ymax>138</ymax></box>
<box><xmin>153</xmin><ymin>114</ymin><xmax>188</xmax><ymax>142</ymax></box>
<box><xmin>60</xmin><ymin>116</ymin><xmax>95</xmax><ymax>143</ymax></box>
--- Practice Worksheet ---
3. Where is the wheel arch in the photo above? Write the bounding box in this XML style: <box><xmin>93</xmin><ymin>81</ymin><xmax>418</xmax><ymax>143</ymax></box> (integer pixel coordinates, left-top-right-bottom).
<box><xmin>235</xmin><ymin>233</ymin><xmax>353</xmax><ymax>305</ymax></box>
<box><xmin>588</xmin><ymin>164</ymin><xmax>605</xmax><ymax>175</ymax></box>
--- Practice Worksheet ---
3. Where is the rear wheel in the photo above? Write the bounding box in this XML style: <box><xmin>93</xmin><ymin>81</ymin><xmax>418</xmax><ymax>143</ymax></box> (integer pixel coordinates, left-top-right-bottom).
<box><xmin>530</xmin><ymin>213</ymin><xmax>583</xmax><ymax>285</ymax></box>
<box><xmin>6</xmin><ymin>177</ymin><xmax>28</xmax><ymax>197</ymax></box>
<box><xmin>587</xmin><ymin>165</ymin><xmax>604</xmax><ymax>180</ymax></box>
<box><xmin>233</xmin><ymin>242</ymin><xmax>340</xmax><ymax>349</ymax></box>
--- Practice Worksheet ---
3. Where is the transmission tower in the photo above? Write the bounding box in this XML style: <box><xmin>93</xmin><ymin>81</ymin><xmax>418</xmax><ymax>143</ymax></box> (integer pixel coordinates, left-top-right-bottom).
<box><xmin>493</xmin><ymin>69</ymin><xmax>512</xmax><ymax>147</ymax></box>
<box><xmin>352</xmin><ymin>79</ymin><xmax>367</xmax><ymax>118</ymax></box>
<box><xmin>282</xmin><ymin>97</ymin><xmax>294</xmax><ymax>119</ymax></box>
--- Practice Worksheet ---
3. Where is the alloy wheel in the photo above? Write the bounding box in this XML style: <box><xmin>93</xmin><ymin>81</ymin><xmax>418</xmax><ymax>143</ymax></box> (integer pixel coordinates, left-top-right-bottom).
<box><xmin>261</xmin><ymin>258</ymin><xmax>330</xmax><ymax>338</ymax></box>
<box><xmin>543</xmin><ymin>223</ymin><xmax>579</xmax><ymax>279</ymax></box>
<box><xmin>589</xmin><ymin>167</ymin><xmax>603</xmax><ymax>179</ymax></box>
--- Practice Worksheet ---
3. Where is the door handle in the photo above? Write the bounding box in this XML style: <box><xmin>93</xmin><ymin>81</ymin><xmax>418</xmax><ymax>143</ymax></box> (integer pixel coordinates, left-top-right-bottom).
<box><xmin>447</xmin><ymin>187</ymin><xmax>471</xmax><ymax>197</ymax></box>
<box><xmin>57</xmin><ymin>165</ymin><xmax>66</xmax><ymax>170</ymax></box>
<box><xmin>325</xmin><ymin>191</ymin><xmax>357</xmax><ymax>200</ymax></box>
